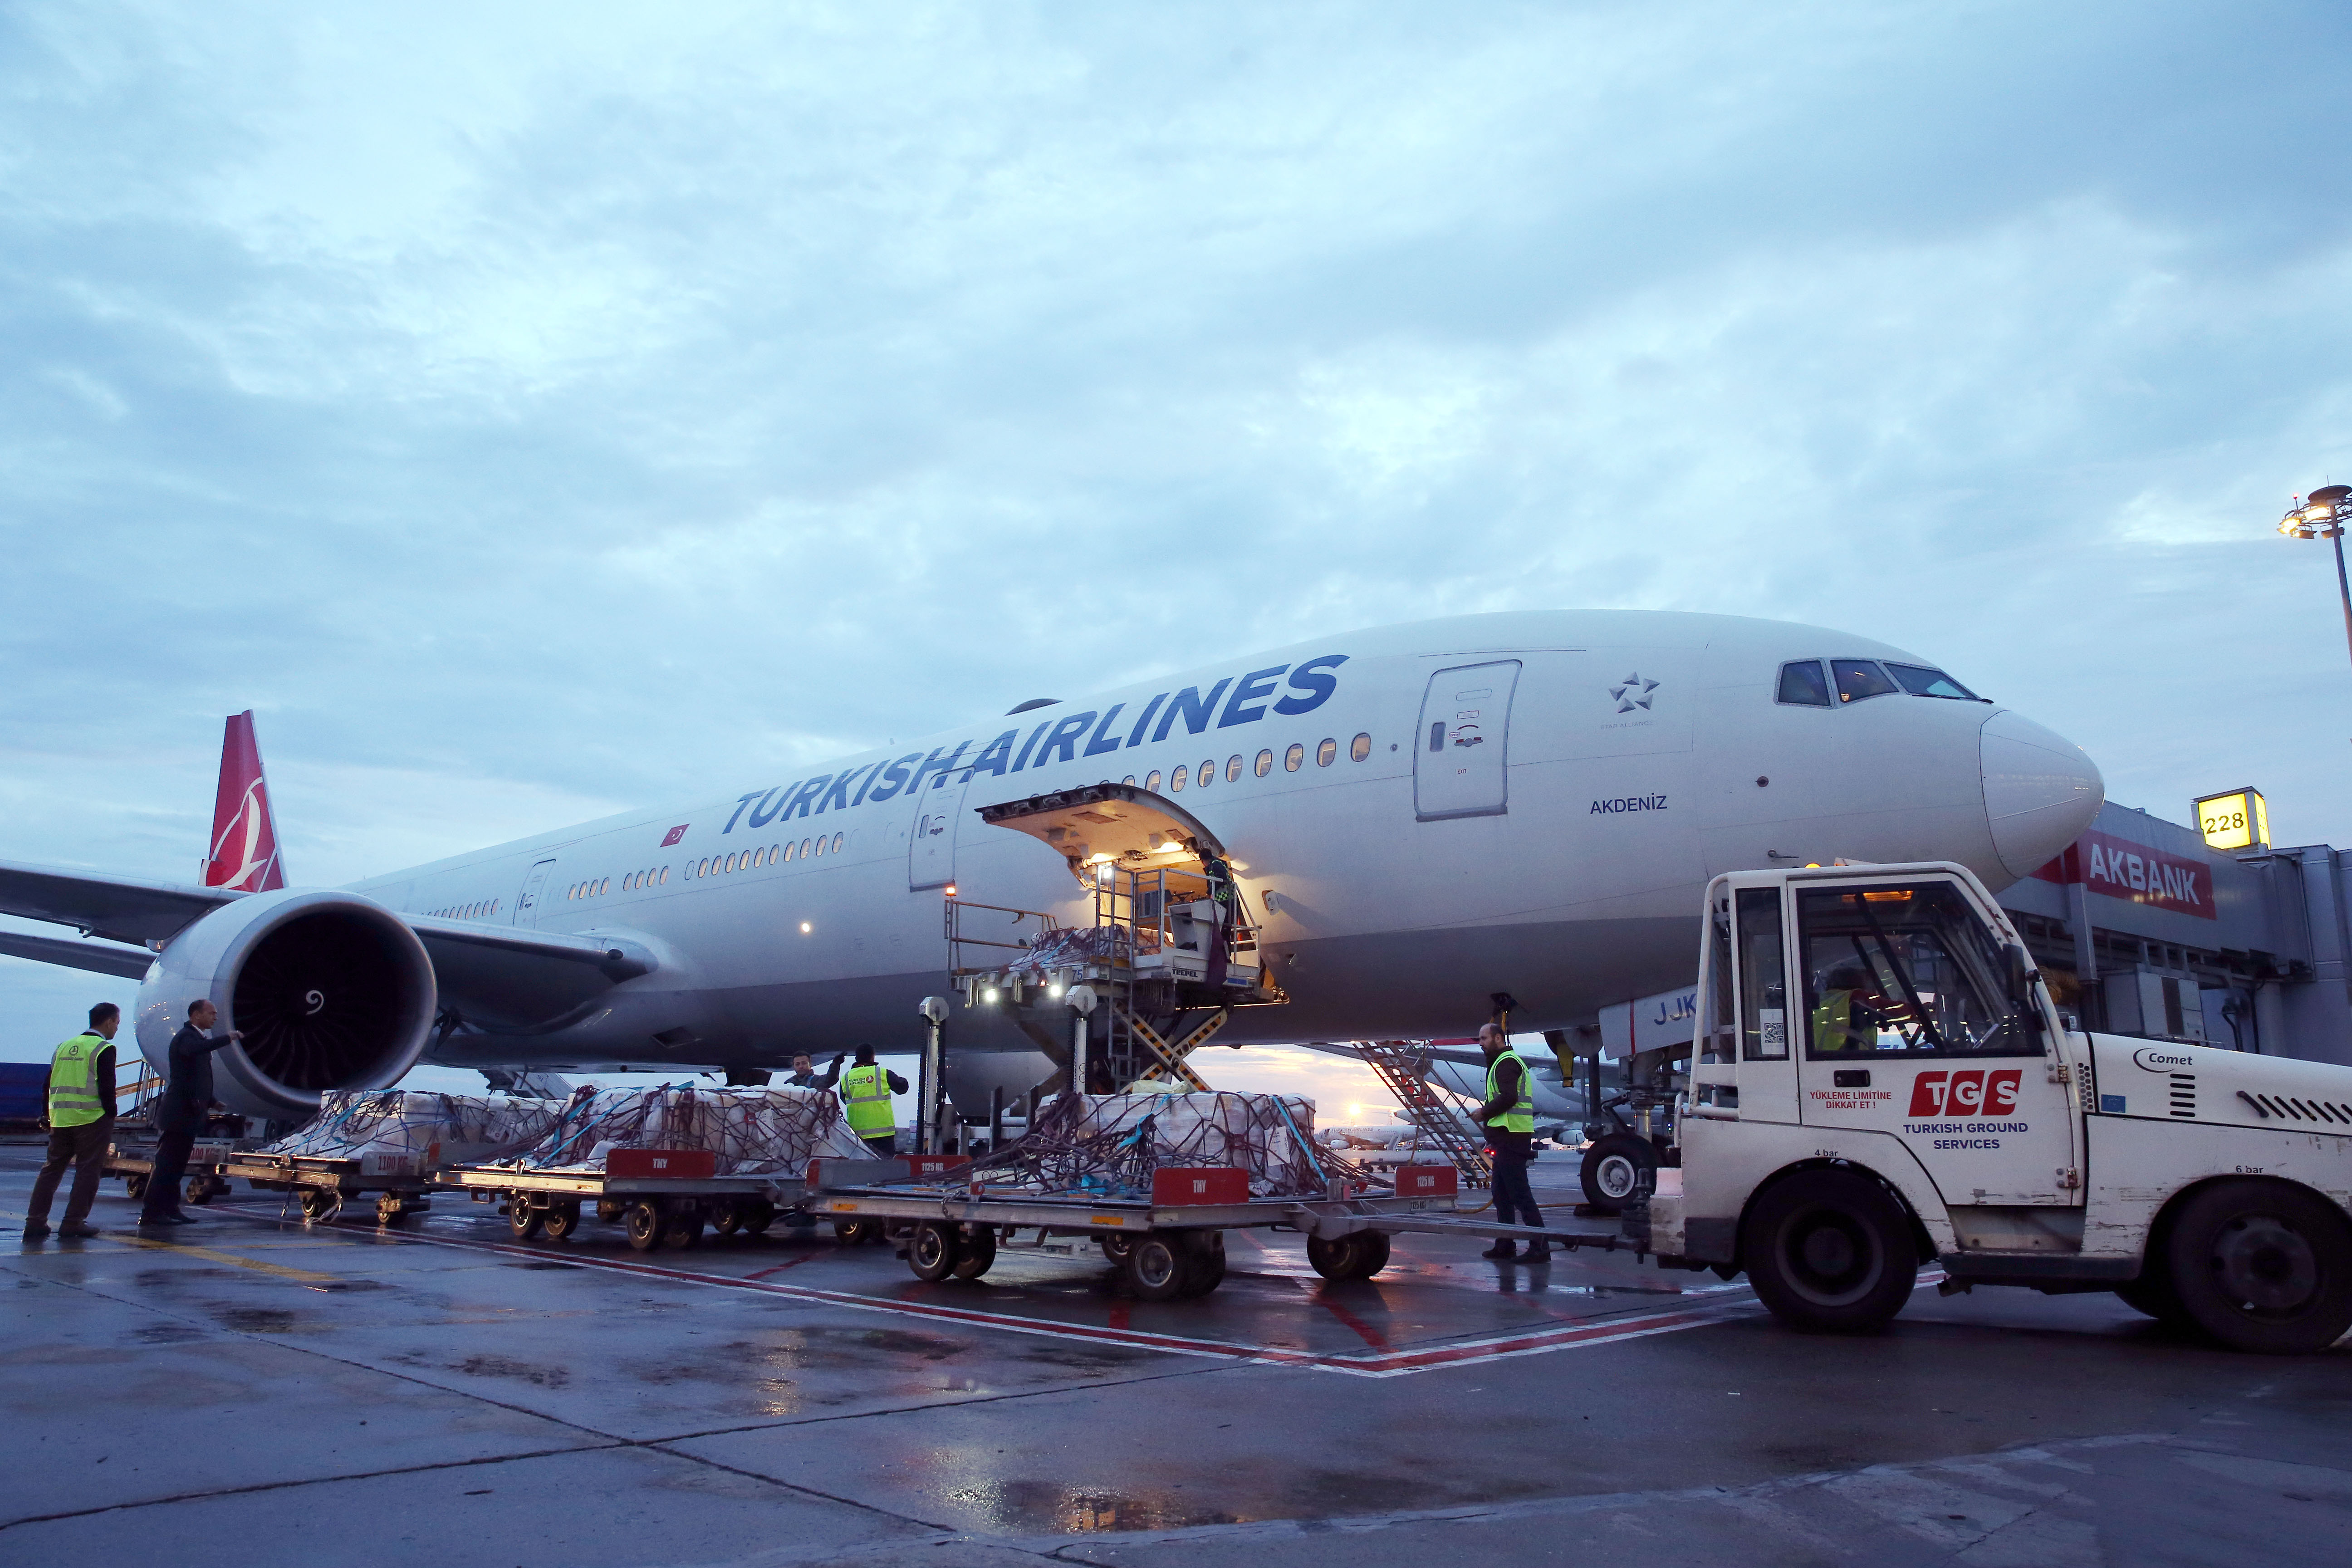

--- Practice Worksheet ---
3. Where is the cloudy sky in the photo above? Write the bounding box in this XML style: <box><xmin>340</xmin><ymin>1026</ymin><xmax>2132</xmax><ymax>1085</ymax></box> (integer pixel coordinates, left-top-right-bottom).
<box><xmin>5</xmin><ymin>3</ymin><xmax>2349</xmax><ymax>1078</ymax></box>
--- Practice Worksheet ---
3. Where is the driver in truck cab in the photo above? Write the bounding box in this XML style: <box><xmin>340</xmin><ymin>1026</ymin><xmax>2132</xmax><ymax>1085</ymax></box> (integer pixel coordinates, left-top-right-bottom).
<box><xmin>1812</xmin><ymin>963</ymin><xmax>1894</xmax><ymax>1053</ymax></box>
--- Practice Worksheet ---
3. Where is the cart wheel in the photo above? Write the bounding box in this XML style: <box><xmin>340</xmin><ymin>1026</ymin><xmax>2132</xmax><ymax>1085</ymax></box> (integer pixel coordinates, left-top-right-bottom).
<box><xmin>661</xmin><ymin>1205</ymin><xmax>705</xmax><ymax>1250</ymax></box>
<box><xmin>710</xmin><ymin>1201</ymin><xmax>744</xmax><ymax>1237</ymax></box>
<box><xmin>376</xmin><ymin>1196</ymin><xmax>410</xmax><ymax>1227</ymax></box>
<box><xmin>597</xmin><ymin>1199</ymin><xmax>625</xmax><ymax>1224</ymax></box>
<box><xmin>1122</xmin><ymin>1233</ymin><xmax>1190</xmax><ymax>1302</ymax></box>
<box><xmin>509</xmin><ymin>1201</ymin><xmax>545</xmax><ymax>1240</ymax></box>
<box><xmin>1742</xmin><ymin>1170</ymin><xmax>1916</xmax><ymax>1333</ymax></box>
<box><xmin>542</xmin><ymin>1201</ymin><xmax>582</xmax><ymax>1242</ymax></box>
<box><xmin>1178</xmin><ymin>1230</ymin><xmax>1226</xmax><ymax>1296</ymax></box>
<box><xmin>908</xmin><ymin>1221</ymin><xmax>963</xmax><ymax>1282</ymax></box>
<box><xmin>623</xmin><ymin>1200</ymin><xmax>663</xmax><ymax>1251</ymax></box>
<box><xmin>1306</xmin><ymin>1232</ymin><xmax>1373</xmax><ymax>1281</ymax></box>
<box><xmin>299</xmin><ymin>1188</ymin><xmax>339</xmax><ymax>1223</ymax></box>
<box><xmin>1098</xmin><ymin>1233</ymin><xmax>1136</xmax><ymax>1264</ymax></box>
<box><xmin>2162</xmin><ymin>1179</ymin><xmax>2352</xmax><ymax>1354</ymax></box>
<box><xmin>834</xmin><ymin>1218</ymin><xmax>879</xmax><ymax>1245</ymax></box>
<box><xmin>1348</xmin><ymin>1230</ymin><xmax>1393</xmax><ymax>1279</ymax></box>
<box><xmin>186</xmin><ymin>1176</ymin><xmax>218</xmax><ymax>1207</ymax></box>
<box><xmin>950</xmin><ymin>1224</ymin><xmax>998</xmax><ymax>1280</ymax></box>
<box><xmin>1579</xmin><ymin>1132</ymin><xmax>1655</xmax><ymax>1214</ymax></box>
<box><xmin>124</xmin><ymin>1173</ymin><xmax>148</xmax><ymax>1202</ymax></box>
<box><xmin>741</xmin><ymin>1201</ymin><xmax>777</xmax><ymax>1236</ymax></box>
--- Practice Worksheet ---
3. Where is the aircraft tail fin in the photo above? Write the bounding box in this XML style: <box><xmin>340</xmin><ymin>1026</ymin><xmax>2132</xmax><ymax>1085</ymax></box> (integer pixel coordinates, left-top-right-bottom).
<box><xmin>202</xmin><ymin>710</ymin><xmax>287</xmax><ymax>892</ymax></box>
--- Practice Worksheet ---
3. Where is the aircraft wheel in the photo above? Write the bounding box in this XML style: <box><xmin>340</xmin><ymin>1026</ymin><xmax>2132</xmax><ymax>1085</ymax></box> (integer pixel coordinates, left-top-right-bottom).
<box><xmin>741</xmin><ymin>1201</ymin><xmax>777</xmax><ymax>1236</ymax></box>
<box><xmin>950</xmin><ymin>1224</ymin><xmax>998</xmax><ymax>1280</ymax></box>
<box><xmin>1580</xmin><ymin>1133</ymin><xmax>1654</xmax><ymax>1214</ymax></box>
<box><xmin>509</xmin><ymin>1201</ymin><xmax>544</xmax><ymax>1240</ymax></box>
<box><xmin>661</xmin><ymin>1205</ymin><xmax>705</xmax><ymax>1250</ymax></box>
<box><xmin>623</xmin><ymin>1199</ymin><xmax>663</xmax><ymax>1252</ymax></box>
<box><xmin>1742</xmin><ymin>1170</ymin><xmax>1916</xmax><ymax>1333</ymax></box>
<box><xmin>124</xmin><ymin>1173</ymin><xmax>148</xmax><ymax>1202</ymax></box>
<box><xmin>542</xmin><ymin>1201</ymin><xmax>583</xmax><ymax>1242</ymax></box>
<box><xmin>908</xmin><ymin>1221</ymin><xmax>963</xmax><ymax>1282</ymax></box>
<box><xmin>1122</xmin><ymin>1232</ymin><xmax>1189</xmax><ymax>1302</ymax></box>
<box><xmin>2164</xmin><ymin>1180</ymin><xmax>2352</xmax><ymax>1354</ymax></box>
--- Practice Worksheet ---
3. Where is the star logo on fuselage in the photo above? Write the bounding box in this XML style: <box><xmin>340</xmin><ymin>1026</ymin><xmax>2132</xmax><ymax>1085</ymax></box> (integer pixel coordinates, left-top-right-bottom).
<box><xmin>1611</xmin><ymin>673</ymin><xmax>1659</xmax><ymax>713</ymax></box>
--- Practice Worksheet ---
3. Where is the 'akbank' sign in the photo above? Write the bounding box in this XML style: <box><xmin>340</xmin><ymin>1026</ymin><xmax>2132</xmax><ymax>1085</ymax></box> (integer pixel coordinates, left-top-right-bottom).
<box><xmin>2033</xmin><ymin>829</ymin><xmax>2215</xmax><ymax>920</ymax></box>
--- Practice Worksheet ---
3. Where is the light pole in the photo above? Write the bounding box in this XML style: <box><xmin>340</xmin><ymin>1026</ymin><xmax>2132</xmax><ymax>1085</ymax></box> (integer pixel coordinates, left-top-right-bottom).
<box><xmin>2279</xmin><ymin>484</ymin><xmax>2352</xmax><ymax>673</ymax></box>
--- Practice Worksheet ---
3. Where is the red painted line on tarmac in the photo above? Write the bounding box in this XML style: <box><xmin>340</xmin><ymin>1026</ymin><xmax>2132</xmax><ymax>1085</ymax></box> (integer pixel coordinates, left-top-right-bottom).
<box><xmin>745</xmin><ymin>1252</ymin><xmax>834</xmax><ymax>1279</ymax></box>
<box><xmin>199</xmin><ymin>1203</ymin><xmax>1896</xmax><ymax>1378</ymax></box>
<box><xmin>1313</xmin><ymin>1294</ymin><xmax>1392</xmax><ymax>1350</ymax></box>
<box><xmin>1106</xmin><ymin>1300</ymin><xmax>1132</xmax><ymax>1333</ymax></box>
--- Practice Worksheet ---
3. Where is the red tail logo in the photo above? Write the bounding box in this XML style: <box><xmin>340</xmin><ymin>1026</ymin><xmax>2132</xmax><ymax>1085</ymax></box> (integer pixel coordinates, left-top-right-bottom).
<box><xmin>203</xmin><ymin>710</ymin><xmax>286</xmax><ymax>892</ymax></box>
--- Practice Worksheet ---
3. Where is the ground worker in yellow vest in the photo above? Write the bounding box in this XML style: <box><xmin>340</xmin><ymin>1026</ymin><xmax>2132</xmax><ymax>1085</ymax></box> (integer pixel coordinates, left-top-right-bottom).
<box><xmin>24</xmin><ymin>1003</ymin><xmax>122</xmax><ymax>1241</ymax></box>
<box><xmin>814</xmin><ymin>1044</ymin><xmax>908</xmax><ymax>1156</ymax></box>
<box><xmin>1473</xmin><ymin>1021</ymin><xmax>1550</xmax><ymax>1263</ymax></box>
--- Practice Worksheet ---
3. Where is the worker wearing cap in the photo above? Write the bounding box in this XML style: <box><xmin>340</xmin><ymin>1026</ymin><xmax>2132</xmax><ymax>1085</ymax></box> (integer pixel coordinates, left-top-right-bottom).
<box><xmin>141</xmin><ymin>999</ymin><xmax>244</xmax><ymax>1226</ymax></box>
<box><xmin>1474</xmin><ymin>1022</ymin><xmax>1550</xmax><ymax>1263</ymax></box>
<box><xmin>24</xmin><ymin>1004</ymin><xmax>121</xmax><ymax>1241</ymax></box>
<box><xmin>815</xmin><ymin>1045</ymin><xmax>908</xmax><ymax>1156</ymax></box>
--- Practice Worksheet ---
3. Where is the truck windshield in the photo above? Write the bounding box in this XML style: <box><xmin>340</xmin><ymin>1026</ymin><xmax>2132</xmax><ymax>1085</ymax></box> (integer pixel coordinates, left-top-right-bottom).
<box><xmin>1798</xmin><ymin>882</ymin><xmax>2037</xmax><ymax>1058</ymax></box>
<box><xmin>1884</xmin><ymin>662</ymin><xmax>1979</xmax><ymax>701</ymax></box>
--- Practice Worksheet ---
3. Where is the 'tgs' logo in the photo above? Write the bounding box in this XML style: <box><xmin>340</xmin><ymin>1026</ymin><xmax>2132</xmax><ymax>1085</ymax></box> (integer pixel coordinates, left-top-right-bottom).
<box><xmin>1908</xmin><ymin>1068</ymin><xmax>2023</xmax><ymax>1117</ymax></box>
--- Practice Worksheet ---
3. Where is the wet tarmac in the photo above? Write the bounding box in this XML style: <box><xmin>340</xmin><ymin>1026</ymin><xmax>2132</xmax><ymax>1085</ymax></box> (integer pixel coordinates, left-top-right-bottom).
<box><xmin>4</xmin><ymin>1143</ymin><xmax>2348</xmax><ymax>1567</ymax></box>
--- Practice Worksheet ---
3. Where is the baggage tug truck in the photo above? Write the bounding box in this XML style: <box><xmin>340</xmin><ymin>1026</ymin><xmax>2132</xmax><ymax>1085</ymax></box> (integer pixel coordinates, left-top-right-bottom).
<box><xmin>1624</xmin><ymin>861</ymin><xmax>2352</xmax><ymax>1354</ymax></box>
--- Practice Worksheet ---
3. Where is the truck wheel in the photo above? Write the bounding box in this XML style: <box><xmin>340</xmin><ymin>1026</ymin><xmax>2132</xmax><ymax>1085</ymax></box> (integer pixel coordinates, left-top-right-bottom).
<box><xmin>1349</xmin><ymin>1230</ymin><xmax>1393</xmax><ymax>1279</ymax></box>
<box><xmin>2164</xmin><ymin>1180</ymin><xmax>2352</xmax><ymax>1354</ymax></box>
<box><xmin>951</xmin><ymin>1224</ymin><xmax>998</xmax><ymax>1280</ymax></box>
<box><xmin>2114</xmin><ymin>1268</ymin><xmax>2193</xmax><ymax>1329</ymax></box>
<box><xmin>623</xmin><ymin>1200</ymin><xmax>663</xmax><ymax>1252</ymax></box>
<box><xmin>661</xmin><ymin>1206</ymin><xmax>705</xmax><ymax>1250</ymax></box>
<box><xmin>741</xmin><ymin>1201</ymin><xmax>777</xmax><ymax>1236</ymax></box>
<box><xmin>124</xmin><ymin>1173</ymin><xmax>148</xmax><ymax>1202</ymax></box>
<box><xmin>908</xmin><ymin>1221</ymin><xmax>963</xmax><ymax>1282</ymax></box>
<box><xmin>1307</xmin><ymin>1232</ymin><xmax>1375</xmax><ymax>1281</ymax></box>
<box><xmin>1742</xmin><ymin>1170</ymin><xmax>1917</xmax><ymax>1333</ymax></box>
<box><xmin>1178</xmin><ymin>1230</ymin><xmax>1227</xmax><ymax>1296</ymax></box>
<box><xmin>1580</xmin><ymin>1133</ymin><xmax>1655</xmax><ymax>1214</ymax></box>
<box><xmin>1123</xmin><ymin>1233</ymin><xmax>1190</xmax><ymax>1301</ymax></box>
<box><xmin>1099</xmin><ymin>1233</ymin><xmax>1137</xmax><ymax>1264</ymax></box>
<box><xmin>542</xmin><ymin>1201</ymin><xmax>582</xmax><ymax>1242</ymax></box>
<box><xmin>833</xmin><ymin>1218</ymin><xmax>878</xmax><ymax>1246</ymax></box>
<box><xmin>508</xmin><ymin>1201</ymin><xmax>544</xmax><ymax>1240</ymax></box>
<box><xmin>709</xmin><ymin>1201</ymin><xmax>745</xmax><ymax>1237</ymax></box>
<box><xmin>299</xmin><ymin>1188</ymin><xmax>339</xmax><ymax>1223</ymax></box>
<box><xmin>186</xmin><ymin>1176</ymin><xmax>219</xmax><ymax>1207</ymax></box>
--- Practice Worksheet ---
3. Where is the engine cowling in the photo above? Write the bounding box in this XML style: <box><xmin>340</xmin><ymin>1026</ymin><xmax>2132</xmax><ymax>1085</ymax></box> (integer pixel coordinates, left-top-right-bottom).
<box><xmin>135</xmin><ymin>889</ymin><xmax>438</xmax><ymax>1119</ymax></box>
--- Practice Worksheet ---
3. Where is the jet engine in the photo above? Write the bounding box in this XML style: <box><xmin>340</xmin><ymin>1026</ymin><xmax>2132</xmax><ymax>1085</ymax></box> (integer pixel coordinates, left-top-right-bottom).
<box><xmin>134</xmin><ymin>889</ymin><xmax>438</xmax><ymax>1119</ymax></box>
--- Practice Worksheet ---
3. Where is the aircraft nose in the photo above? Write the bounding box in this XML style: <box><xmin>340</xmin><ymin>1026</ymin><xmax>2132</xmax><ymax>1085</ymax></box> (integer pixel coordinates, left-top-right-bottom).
<box><xmin>1980</xmin><ymin>709</ymin><xmax>2104</xmax><ymax>880</ymax></box>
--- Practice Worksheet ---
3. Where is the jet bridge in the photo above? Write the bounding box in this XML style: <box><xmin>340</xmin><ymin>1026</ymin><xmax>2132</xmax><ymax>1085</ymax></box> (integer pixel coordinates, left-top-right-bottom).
<box><xmin>946</xmin><ymin>784</ymin><xmax>1288</xmax><ymax>1097</ymax></box>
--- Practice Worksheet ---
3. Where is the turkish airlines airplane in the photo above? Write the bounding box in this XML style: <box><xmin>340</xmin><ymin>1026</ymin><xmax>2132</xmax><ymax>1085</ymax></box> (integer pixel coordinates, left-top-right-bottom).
<box><xmin>0</xmin><ymin>611</ymin><xmax>2102</xmax><ymax>1122</ymax></box>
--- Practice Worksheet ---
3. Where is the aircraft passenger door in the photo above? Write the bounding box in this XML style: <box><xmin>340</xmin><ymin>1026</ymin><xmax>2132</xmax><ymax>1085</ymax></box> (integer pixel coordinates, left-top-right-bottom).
<box><xmin>1414</xmin><ymin>660</ymin><xmax>1521</xmax><ymax>821</ymax></box>
<box><xmin>908</xmin><ymin>774</ymin><xmax>972</xmax><ymax>890</ymax></box>
<box><xmin>514</xmin><ymin>858</ymin><xmax>557</xmax><ymax>925</ymax></box>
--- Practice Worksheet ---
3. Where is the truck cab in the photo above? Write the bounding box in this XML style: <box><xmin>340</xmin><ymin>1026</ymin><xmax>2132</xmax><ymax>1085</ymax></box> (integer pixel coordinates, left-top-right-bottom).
<box><xmin>1631</xmin><ymin>861</ymin><xmax>2352</xmax><ymax>1353</ymax></box>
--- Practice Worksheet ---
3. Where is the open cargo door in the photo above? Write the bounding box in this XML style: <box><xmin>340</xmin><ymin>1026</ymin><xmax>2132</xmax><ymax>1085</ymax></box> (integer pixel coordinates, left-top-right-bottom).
<box><xmin>975</xmin><ymin>783</ymin><xmax>1229</xmax><ymax>881</ymax></box>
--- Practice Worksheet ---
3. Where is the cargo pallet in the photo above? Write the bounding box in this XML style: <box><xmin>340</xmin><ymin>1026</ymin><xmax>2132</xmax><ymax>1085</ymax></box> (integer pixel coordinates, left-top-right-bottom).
<box><xmin>105</xmin><ymin>1138</ymin><xmax>247</xmax><ymax>1208</ymax></box>
<box><xmin>222</xmin><ymin>1151</ymin><xmax>443</xmax><ymax>1225</ymax></box>
<box><xmin>442</xmin><ymin>1148</ymin><xmax>816</xmax><ymax>1250</ymax></box>
<box><xmin>800</xmin><ymin>1155</ymin><xmax>1612</xmax><ymax>1299</ymax></box>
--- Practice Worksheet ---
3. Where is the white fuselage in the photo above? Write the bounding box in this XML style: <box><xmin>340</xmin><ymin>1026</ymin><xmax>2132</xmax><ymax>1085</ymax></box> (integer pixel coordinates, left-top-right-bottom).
<box><xmin>357</xmin><ymin>610</ymin><xmax>2099</xmax><ymax>1074</ymax></box>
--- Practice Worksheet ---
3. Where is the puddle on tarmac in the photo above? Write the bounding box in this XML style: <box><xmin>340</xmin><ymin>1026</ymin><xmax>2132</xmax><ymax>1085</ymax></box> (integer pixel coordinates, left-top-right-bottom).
<box><xmin>214</xmin><ymin>1307</ymin><xmax>301</xmax><ymax>1333</ymax></box>
<box><xmin>453</xmin><ymin>1354</ymin><xmax>570</xmax><ymax>1387</ymax></box>
<box><xmin>944</xmin><ymin>1479</ymin><xmax>1242</xmax><ymax>1534</ymax></box>
<box><xmin>134</xmin><ymin>1323</ymin><xmax>208</xmax><ymax>1344</ymax></box>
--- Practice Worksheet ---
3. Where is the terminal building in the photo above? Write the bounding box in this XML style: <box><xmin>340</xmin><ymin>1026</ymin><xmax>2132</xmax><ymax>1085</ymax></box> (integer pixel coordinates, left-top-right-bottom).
<box><xmin>1999</xmin><ymin>789</ymin><xmax>2351</xmax><ymax>1066</ymax></box>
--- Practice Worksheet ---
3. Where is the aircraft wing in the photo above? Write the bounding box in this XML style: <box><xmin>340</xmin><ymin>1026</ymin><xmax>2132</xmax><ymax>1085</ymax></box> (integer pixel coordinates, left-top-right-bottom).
<box><xmin>405</xmin><ymin>918</ymin><xmax>658</xmax><ymax>1033</ymax></box>
<box><xmin>0</xmin><ymin>858</ymin><xmax>242</xmax><ymax>946</ymax></box>
<box><xmin>0</xmin><ymin>929</ymin><xmax>157</xmax><ymax>979</ymax></box>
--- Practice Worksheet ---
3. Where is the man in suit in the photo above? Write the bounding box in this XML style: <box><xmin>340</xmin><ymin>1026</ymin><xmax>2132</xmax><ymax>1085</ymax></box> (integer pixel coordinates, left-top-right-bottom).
<box><xmin>141</xmin><ymin>999</ymin><xmax>242</xmax><ymax>1226</ymax></box>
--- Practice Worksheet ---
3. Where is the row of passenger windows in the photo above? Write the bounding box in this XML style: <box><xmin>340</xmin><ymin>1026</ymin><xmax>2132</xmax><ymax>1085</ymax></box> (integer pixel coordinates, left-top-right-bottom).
<box><xmin>690</xmin><ymin>833</ymin><xmax>844</xmax><ymax>881</ymax></box>
<box><xmin>1132</xmin><ymin>733</ymin><xmax>1373</xmax><ymax>794</ymax></box>
<box><xmin>428</xmin><ymin>898</ymin><xmax>499</xmax><ymax>919</ymax></box>
<box><xmin>1775</xmin><ymin>659</ymin><xmax>1981</xmax><ymax>708</ymax></box>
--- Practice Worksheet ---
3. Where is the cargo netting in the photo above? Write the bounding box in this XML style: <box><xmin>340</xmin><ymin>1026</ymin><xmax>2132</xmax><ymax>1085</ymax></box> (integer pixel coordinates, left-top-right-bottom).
<box><xmin>495</xmin><ymin>1084</ymin><xmax>871</xmax><ymax>1176</ymax></box>
<box><xmin>964</xmin><ymin>1091</ymin><xmax>1361</xmax><ymax>1199</ymax></box>
<box><xmin>261</xmin><ymin>1092</ymin><xmax>567</xmax><ymax>1176</ymax></box>
<box><xmin>1003</xmin><ymin>925</ymin><xmax>1127</xmax><ymax>981</ymax></box>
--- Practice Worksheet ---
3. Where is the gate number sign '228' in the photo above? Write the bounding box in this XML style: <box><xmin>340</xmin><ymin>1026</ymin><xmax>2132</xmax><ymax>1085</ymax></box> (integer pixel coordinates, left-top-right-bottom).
<box><xmin>1908</xmin><ymin>1068</ymin><xmax>2023</xmax><ymax>1117</ymax></box>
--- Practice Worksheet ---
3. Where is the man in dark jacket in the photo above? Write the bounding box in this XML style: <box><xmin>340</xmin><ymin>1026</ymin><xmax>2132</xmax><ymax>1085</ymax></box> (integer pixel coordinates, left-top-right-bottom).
<box><xmin>141</xmin><ymin>999</ymin><xmax>242</xmax><ymax>1226</ymax></box>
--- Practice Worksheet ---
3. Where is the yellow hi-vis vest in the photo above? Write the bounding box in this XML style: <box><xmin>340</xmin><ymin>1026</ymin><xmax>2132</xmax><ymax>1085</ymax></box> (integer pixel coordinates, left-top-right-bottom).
<box><xmin>48</xmin><ymin>1033</ymin><xmax>110</xmax><ymax>1128</ymax></box>
<box><xmin>1484</xmin><ymin>1049</ymin><xmax>1534</xmax><ymax>1134</ymax></box>
<box><xmin>841</xmin><ymin>1063</ymin><xmax>894</xmax><ymax>1134</ymax></box>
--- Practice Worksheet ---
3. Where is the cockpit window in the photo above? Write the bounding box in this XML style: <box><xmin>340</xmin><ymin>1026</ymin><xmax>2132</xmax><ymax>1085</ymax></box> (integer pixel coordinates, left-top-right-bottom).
<box><xmin>1776</xmin><ymin>661</ymin><xmax>1832</xmax><ymax>706</ymax></box>
<box><xmin>1832</xmin><ymin>659</ymin><xmax>1900</xmax><ymax>703</ymax></box>
<box><xmin>1885</xmin><ymin>662</ymin><xmax>1979</xmax><ymax>701</ymax></box>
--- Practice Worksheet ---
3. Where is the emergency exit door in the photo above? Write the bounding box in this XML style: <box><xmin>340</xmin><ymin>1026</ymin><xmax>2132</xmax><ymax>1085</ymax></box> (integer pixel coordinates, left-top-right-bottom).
<box><xmin>1415</xmin><ymin>661</ymin><xmax>1521</xmax><ymax>821</ymax></box>
<box><xmin>514</xmin><ymin>858</ymin><xmax>556</xmax><ymax>925</ymax></box>
<box><xmin>908</xmin><ymin>775</ymin><xmax>971</xmax><ymax>890</ymax></box>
